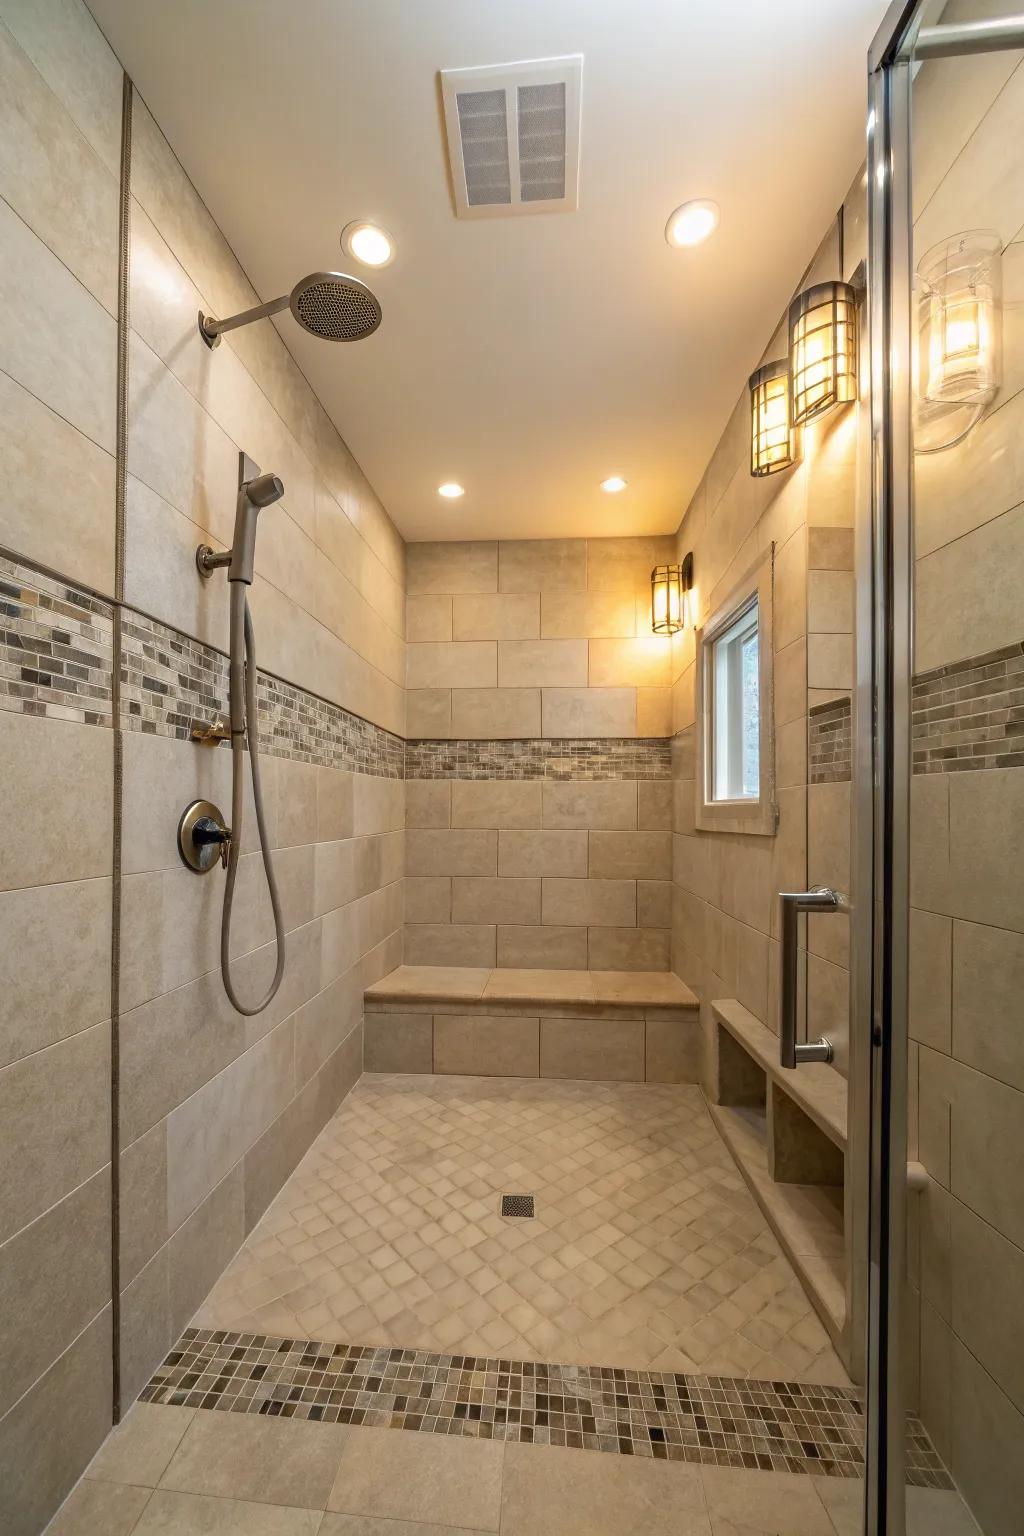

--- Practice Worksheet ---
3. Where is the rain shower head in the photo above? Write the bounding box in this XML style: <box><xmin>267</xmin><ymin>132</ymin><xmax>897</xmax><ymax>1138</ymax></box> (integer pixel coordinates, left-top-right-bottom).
<box><xmin>199</xmin><ymin>271</ymin><xmax>381</xmax><ymax>348</ymax></box>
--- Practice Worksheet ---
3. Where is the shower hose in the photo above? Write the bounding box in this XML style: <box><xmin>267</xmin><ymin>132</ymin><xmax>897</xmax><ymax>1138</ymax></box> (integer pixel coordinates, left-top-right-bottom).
<box><xmin>221</xmin><ymin>589</ymin><xmax>286</xmax><ymax>1015</ymax></box>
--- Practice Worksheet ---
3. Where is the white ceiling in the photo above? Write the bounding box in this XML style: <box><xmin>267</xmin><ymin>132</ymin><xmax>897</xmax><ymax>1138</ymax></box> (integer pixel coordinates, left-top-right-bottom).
<box><xmin>87</xmin><ymin>0</ymin><xmax>885</xmax><ymax>542</ymax></box>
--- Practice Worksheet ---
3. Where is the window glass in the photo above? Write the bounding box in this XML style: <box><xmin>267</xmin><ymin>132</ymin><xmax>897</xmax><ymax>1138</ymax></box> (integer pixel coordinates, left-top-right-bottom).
<box><xmin>711</xmin><ymin>598</ymin><xmax>760</xmax><ymax>801</ymax></box>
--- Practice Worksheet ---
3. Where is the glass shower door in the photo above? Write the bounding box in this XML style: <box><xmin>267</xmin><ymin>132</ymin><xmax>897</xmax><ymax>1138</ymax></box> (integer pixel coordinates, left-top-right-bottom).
<box><xmin>863</xmin><ymin>5</ymin><xmax>1024</xmax><ymax>1533</ymax></box>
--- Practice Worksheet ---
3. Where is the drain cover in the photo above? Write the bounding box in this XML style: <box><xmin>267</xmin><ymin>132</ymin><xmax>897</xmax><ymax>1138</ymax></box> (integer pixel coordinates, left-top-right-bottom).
<box><xmin>501</xmin><ymin>1194</ymin><xmax>535</xmax><ymax>1218</ymax></box>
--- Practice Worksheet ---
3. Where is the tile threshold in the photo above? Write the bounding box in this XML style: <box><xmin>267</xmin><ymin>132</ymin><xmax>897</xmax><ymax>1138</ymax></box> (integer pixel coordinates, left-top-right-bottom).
<box><xmin>140</xmin><ymin>1328</ymin><xmax>952</xmax><ymax>1490</ymax></box>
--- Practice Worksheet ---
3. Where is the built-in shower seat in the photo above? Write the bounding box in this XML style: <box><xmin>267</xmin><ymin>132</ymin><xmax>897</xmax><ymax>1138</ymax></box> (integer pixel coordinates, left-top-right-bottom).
<box><xmin>363</xmin><ymin>966</ymin><xmax>699</xmax><ymax>1083</ymax></box>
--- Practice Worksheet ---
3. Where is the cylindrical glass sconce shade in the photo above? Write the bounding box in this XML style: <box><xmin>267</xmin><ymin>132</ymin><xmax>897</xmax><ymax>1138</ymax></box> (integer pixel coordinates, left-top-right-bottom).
<box><xmin>651</xmin><ymin>553</ymin><xmax>693</xmax><ymax>635</ymax></box>
<box><xmin>916</xmin><ymin>229</ymin><xmax>1001</xmax><ymax>407</ymax></box>
<box><xmin>749</xmin><ymin>359</ymin><xmax>798</xmax><ymax>476</ymax></box>
<box><xmin>788</xmin><ymin>281</ymin><xmax>858</xmax><ymax>425</ymax></box>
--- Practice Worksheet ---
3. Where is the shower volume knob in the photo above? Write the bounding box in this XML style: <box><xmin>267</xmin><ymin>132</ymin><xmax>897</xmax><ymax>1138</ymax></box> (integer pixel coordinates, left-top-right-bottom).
<box><xmin>178</xmin><ymin>799</ymin><xmax>231</xmax><ymax>874</ymax></box>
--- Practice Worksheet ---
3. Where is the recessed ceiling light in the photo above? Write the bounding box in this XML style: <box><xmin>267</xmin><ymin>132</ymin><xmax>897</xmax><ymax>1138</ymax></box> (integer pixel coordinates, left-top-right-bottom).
<box><xmin>665</xmin><ymin>199</ymin><xmax>719</xmax><ymax>249</ymax></box>
<box><xmin>340</xmin><ymin>220</ymin><xmax>395</xmax><ymax>268</ymax></box>
<box><xmin>601</xmin><ymin>476</ymin><xmax>628</xmax><ymax>493</ymax></box>
<box><xmin>438</xmin><ymin>482</ymin><xmax>465</xmax><ymax>499</ymax></box>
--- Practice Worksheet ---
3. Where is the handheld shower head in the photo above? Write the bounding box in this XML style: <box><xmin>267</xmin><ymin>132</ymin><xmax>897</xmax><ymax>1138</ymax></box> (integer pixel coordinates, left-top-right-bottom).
<box><xmin>199</xmin><ymin>272</ymin><xmax>381</xmax><ymax>348</ymax></box>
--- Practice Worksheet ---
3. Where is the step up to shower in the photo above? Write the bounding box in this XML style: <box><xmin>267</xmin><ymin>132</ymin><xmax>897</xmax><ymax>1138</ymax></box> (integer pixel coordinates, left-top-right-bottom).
<box><xmin>363</xmin><ymin>966</ymin><xmax>699</xmax><ymax>1083</ymax></box>
<box><xmin>710</xmin><ymin>999</ymin><xmax>851</xmax><ymax>1370</ymax></box>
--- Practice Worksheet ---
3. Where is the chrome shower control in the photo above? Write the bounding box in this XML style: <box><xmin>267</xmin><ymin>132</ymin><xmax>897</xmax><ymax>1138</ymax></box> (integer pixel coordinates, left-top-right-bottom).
<box><xmin>178</xmin><ymin>799</ymin><xmax>231</xmax><ymax>874</ymax></box>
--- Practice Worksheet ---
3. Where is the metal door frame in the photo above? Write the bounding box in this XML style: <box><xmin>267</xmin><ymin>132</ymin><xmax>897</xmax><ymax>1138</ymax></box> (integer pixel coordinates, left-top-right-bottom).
<box><xmin>859</xmin><ymin>6</ymin><xmax>1024</xmax><ymax>1533</ymax></box>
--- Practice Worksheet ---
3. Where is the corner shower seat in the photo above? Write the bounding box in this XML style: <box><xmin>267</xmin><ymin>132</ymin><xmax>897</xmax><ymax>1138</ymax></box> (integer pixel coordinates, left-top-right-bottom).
<box><xmin>363</xmin><ymin>966</ymin><xmax>699</xmax><ymax>1082</ymax></box>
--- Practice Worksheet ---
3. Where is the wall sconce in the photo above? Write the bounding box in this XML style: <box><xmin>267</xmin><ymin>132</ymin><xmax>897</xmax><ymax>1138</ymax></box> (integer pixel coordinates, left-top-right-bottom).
<box><xmin>915</xmin><ymin>229</ymin><xmax>1001</xmax><ymax>453</ymax></box>
<box><xmin>788</xmin><ymin>281</ymin><xmax>858</xmax><ymax>425</ymax></box>
<box><xmin>651</xmin><ymin>553</ymin><xmax>693</xmax><ymax>635</ymax></box>
<box><xmin>748</xmin><ymin>360</ymin><xmax>799</xmax><ymax>476</ymax></box>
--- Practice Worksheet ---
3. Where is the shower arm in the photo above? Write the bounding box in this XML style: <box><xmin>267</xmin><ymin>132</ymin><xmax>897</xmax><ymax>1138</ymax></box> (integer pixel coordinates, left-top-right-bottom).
<box><xmin>199</xmin><ymin>294</ymin><xmax>290</xmax><ymax>347</ymax></box>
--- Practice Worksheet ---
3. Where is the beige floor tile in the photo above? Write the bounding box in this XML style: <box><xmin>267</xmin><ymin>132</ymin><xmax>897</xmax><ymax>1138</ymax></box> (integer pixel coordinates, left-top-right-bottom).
<box><xmin>326</xmin><ymin>1425</ymin><xmax>502</xmax><ymax>1530</ymax></box>
<box><xmin>320</xmin><ymin>1519</ymin><xmax>491</xmax><ymax>1536</ymax></box>
<box><xmin>132</xmin><ymin>1489</ymin><xmax>321</xmax><ymax>1535</ymax></box>
<box><xmin>699</xmin><ymin>1467</ymin><xmax>833</xmax><ymax>1535</ymax></box>
<box><xmin>501</xmin><ymin>1441</ymin><xmax>710</xmax><ymax>1535</ymax></box>
<box><xmin>194</xmin><ymin>1074</ymin><xmax>847</xmax><ymax>1383</ymax></box>
<box><xmin>47</xmin><ymin>1479</ymin><xmax>151</xmax><ymax>1536</ymax></box>
<box><xmin>87</xmin><ymin>1403</ymin><xmax>194</xmax><ymax>1487</ymax></box>
<box><xmin>812</xmin><ymin>1478</ymin><xmax>982</xmax><ymax>1536</ymax></box>
<box><xmin>159</xmin><ymin>1411</ymin><xmax>348</xmax><ymax>1509</ymax></box>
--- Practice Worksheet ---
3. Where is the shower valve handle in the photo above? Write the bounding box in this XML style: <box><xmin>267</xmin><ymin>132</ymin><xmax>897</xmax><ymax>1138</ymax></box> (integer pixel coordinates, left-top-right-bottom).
<box><xmin>192</xmin><ymin>819</ymin><xmax>232</xmax><ymax>868</ymax></box>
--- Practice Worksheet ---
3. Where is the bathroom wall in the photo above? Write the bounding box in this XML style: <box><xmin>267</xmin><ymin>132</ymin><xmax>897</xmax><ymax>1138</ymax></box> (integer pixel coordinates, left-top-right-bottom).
<box><xmin>669</xmin><ymin>209</ymin><xmax>862</xmax><ymax>1094</ymax></box>
<box><xmin>905</xmin><ymin>23</ymin><xmax>1024</xmax><ymax>1535</ymax></box>
<box><xmin>404</xmin><ymin>537</ymin><xmax>675</xmax><ymax>971</ymax></box>
<box><xmin>0</xmin><ymin>2</ymin><xmax>406</xmax><ymax>1529</ymax></box>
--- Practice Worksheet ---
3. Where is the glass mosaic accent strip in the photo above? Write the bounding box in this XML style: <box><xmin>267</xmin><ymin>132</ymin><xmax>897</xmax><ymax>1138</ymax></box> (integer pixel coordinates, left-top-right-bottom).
<box><xmin>141</xmin><ymin>1328</ymin><xmax>952</xmax><ymax>1488</ymax></box>
<box><xmin>405</xmin><ymin>737</ymin><xmax>672</xmax><ymax>781</ymax></box>
<box><xmin>913</xmin><ymin>639</ymin><xmax>1024</xmax><ymax>774</ymax></box>
<box><xmin>121</xmin><ymin>609</ymin><xmax>404</xmax><ymax>778</ymax></box>
<box><xmin>809</xmin><ymin>696</ymin><xmax>852</xmax><ymax>785</ymax></box>
<box><xmin>0</xmin><ymin>555</ymin><xmax>114</xmax><ymax>726</ymax></box>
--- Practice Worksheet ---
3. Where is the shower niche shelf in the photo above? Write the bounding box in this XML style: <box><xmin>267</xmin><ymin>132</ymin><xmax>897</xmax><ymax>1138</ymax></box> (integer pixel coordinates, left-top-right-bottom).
<box><xmin>710</xmin><ymin>999</ymin><xmax>851</xmax><ymax>1371</ymax></box>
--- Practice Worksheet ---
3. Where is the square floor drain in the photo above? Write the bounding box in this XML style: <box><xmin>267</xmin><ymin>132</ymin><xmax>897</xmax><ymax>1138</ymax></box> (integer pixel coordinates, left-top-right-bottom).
<box><xmin>501</xmin><ymin>1194</ymin><xmax>535</xmax><ymax>1218</ymax></box>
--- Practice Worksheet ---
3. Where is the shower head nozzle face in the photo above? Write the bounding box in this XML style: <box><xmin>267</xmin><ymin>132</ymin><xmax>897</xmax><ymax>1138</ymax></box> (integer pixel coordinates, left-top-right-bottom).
<box><xmin>289</xmin><ymin>272</ymin><xmax>382</xmax><ymax>343</ymax></box>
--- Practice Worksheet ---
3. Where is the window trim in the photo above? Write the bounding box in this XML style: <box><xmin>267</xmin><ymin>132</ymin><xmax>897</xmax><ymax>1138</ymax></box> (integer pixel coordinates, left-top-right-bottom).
<box><xmin>694</xmin><ymin>544</ymin><xmax>777</xmax><ymax>836</ymax></box>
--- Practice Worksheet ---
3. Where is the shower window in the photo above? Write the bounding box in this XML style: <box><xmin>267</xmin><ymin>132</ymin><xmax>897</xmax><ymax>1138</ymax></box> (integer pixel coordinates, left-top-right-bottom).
<box><xmin>695</xmin><ymin>547</ymin><xmax>776</xmax><ymax>834</ymax></box>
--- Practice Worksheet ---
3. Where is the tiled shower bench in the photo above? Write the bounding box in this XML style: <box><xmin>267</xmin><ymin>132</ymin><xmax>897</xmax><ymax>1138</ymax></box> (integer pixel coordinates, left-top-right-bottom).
<box><xmin>363</xmin><ymin>966</ymin><xmax>700</xmax><ymax>1083</ymax></box>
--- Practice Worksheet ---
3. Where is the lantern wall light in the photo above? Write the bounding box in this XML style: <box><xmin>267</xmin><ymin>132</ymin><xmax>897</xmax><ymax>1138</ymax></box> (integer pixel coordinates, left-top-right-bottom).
<box><xmin>788</xmin><ymin>280</ymin><xmax>858</xmax><ymax>426</ymax></box>
<box><xmin>914</xmin><ymin>228</ymin><xmax>1002</xmax><ymax>454</ymax></box>
<box><xmin>749</xmin><ymin>359</ymin><xmax>800</xmax><ymax>477</ymax></box>
<box><xmin>651</xmin><ymin>553</ymin><xmax>694</xmax><ymax>636</ymax></box>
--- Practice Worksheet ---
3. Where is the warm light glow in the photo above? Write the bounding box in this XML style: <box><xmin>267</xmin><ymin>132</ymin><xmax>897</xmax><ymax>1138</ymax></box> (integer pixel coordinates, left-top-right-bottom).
<box><xmin>340</xmin><ymin>220</ymin><xmax>395</xmax><ymax>268</ymax></box>
<box><xmin>437</xmin><ymin>482</ymin><xmax>465</xmax><ymax>499</ymax></box>
<box><xmin>600</xmin><ymin>476</ymin><xmax>628</xmax><ymax>493</ymax></box>
<box><xmin>749</xmin><ymin>360</ymin><xmax>799</xmax><ymax>477</ymax></box>
<box><xmin>788</xmin><ymin>282</ymin><xmax>858</xmax><ymax>425</ymax></box>
<box><xmin>665</xmin><ymin>200</ymin><xmax>720</xmax><ymax>248</ymax></box>
<box><xmin>917</xmin><ymin>231</ymin><xmax>1001</xmax><ymax>408</ymax></box>
<box><xmin>651</xmin><ymin>555</ymin><xmax>693</xmax><ymax>636</ymax></box>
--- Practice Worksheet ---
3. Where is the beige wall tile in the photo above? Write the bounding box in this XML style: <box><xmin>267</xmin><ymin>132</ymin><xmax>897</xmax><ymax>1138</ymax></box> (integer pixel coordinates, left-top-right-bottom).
<box><xmin>406</xmin><ymin>640</ymin><xmax>496</xmax><ymax>690</ymax></box>
<box><xmin>453</xmin><ymin>592</ymin><xmax>539</xmax><ymax>640</ymax></box>
<box><xmin>637</xmin><ymin>780</ymin><xmax>673</xmax><ymax>831</ymax></box>
<box><xmin>807</xmin><ymin>632</ymin><xmax>853</xmax><ymax>690</ymax></box>
<box><xmin>406</xmin><ymin>828</ymin><xmax>497</xmax><ymax>877</ymax></box>
<box><xmin>916</xmin><ymin>505</ymin><xmax>1024</xmax><ymax>673</ymax></box>
<box><xmin>589</xmin><ymin>637</ymin><xmax>672</xmax><ymax>688</ymax></box>
<box><xmin>406</xmin><ymin>689</ymin><xmax>451</xmax><ymax>737</ymax></box>
<box><xmin>403</xmin><ymin>923</ymin><xmax>496</xmax><ymax>967</ymax></box>
<box><xmin>496</xmin><ymin>925</ymin><xmax>588</xmax><ymax>969</ymax></box>
<box><xmin>953</xmin><ymin>919</ymin><xmax>1024</xmax><ymax>1092</ymax></box>
<box><xmin>434</xmin><ymin>1013</ymin><xmax>539</xmax><ymax>1076</ymax></box>
<box><xmin>586</xmin><ymin>535</ymin><xmax>675</xmax><ymax>594</ymax></box>
<box><xmin>166</xmin><ymin>1166</ymin><xmax>245</xmax><ymax>1338</ymax></box>
<box><xmin>451</xmin><ymin>876</ymin><xmax>541</xmax><ymax>925</ymax></box>
<box><xmin>451</xmin><ymin>779</ymin><xmax>542</xmax><ymax>828</ymax></box>
<box><xmin>499</xmin><ymin>538</ymin><xmax>586</xmax><ymax>592</ymax></box>
<box><xmin>541</xmin><ymin>591</ymin><xmax>636</xmax><ymax>639</ymax></box>
<box><xmin>589</xmin><ymin>926</ymin><xmax>671</xmax><ymax>970</ymax></box>
<box><xmin>950</xmin><ymin>1334</ymin><xmax>1024</xmax><ymax>1536</ymax></box>
<box><xmin>542</xmin><ymin>877</ymin><xmax>636</xmax><ymax>927</ymax></box>
<box><xmin>948</xmin><ymin>768</ymin><xmax>1024</xmax><ymax>930</ymax></box>
<box><xmin>638</xmin><ymin>880</ymin><xmax>673</xmax><ymax>928</ymax></box>
<box><xmin>773</xmin><ymin>530</ymin><xmax>807</xmax><ymax>653</ymax></box>
<box><xmin>589</xmin><ymin>830</ymin><xmax>672</xmax><ymax>881</ymax></box>
<box><xmin>407</xmin><ymin>540</ymin><xmax>496</xmax><ymax>594</ymax></box>
<box><xmin>498</xmin><ymin>829</ymin><xmax>588</xmax><ymax>877</ymax></box>
<box><xmin>540</xmin><ymin>1018</ymin><xmax>645</xmax><ymax>1081</ymax></box>
<box><xmin>808</xmin><ymin>527</ymin><xmax>854</xmax><ymax>570</ymax></box>
<box><xmin>637</xmin><ymin>686</ymin><xmax>673</xmax><ymax>737</ymax></box>
<box><xmin>775</xmin><ymin>637</ymin><xmax>807</xmax><ymax>726</ymax></box>
<box><xmin>450</xmin><ymin>687</ymin><xmax>541</xmax><ymax>738</ymax></box>
<box><xmin>364</xmin><ymin>1012</ymin><xmax>432</xmax><ymax>1073</ymax></box>
<box><xmin>406</xmin><ymin>594</ymin><xmax>451</xmax><ymax>642</ymax></box>
<box><xmin>910</xmin><ymin>908</ymin><xmax>953</xmax><ymax>1054</ymax></box>
<box><xmin>943</xmin><ymin>1054</ymin><xmax>1024</xmax><ymax>1251</ymax></box>
<box><xmin>499</xmin><ymin>638</ymin><xmax>588</xmax><ymax>688</ymax></box>
<box><xmin>542</xmin><ymin>688</ymin><xmax>636</xmax><ymax>738</ymax></box>
<box><xmin>646</xmin><ymin>1017</ymin><xmax>701</xmax><ymax>1083</ymax></box>
<box><xmin>404</xmin><ymin>876</ymin><xmax>451</xmax><ymax>924</ymax></box>
<box><xmin>0</xmin><ymin>878</ymin><xmax>111</xmax><ymax>1069</ymax></box>
<box><xmin>405</xmin><ymin>781</ymin><xmax>451</xmax><ymax>829</ymax></box>
<box><xmin>950</xmin><ymin>1197</ymin><xmax>1024</xmax><ymax>1418</ymax></box>
<box><xmin>543</xmin><ymin>780</ymin><xmax>638</xmax><ymax>830</ymax></box>
<box><xmin>807</xmin><ymin>569</ymin><xmax>854</xmax><ymax>634</ymax></box>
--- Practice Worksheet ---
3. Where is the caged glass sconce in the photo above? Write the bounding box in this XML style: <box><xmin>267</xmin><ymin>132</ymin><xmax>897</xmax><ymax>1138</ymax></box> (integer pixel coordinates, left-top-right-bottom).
<box><xmin>748</xmin><ymin>359</ymin><xmax>799</xmax><ymax>476</ymax></box>
<box><xmin>788</xmin><ymin>281</ymin><xmax>858</xmax><ymax>425</ymax></box>
<box><xmin>651</xmin><ymin>552</ymin><xmax>693</xmax><ymax>635</ymax></box>
<box><xmin>915</xmin><ymin>230</ymin><xmax>1001</xmax><ymax>452</ymax></box>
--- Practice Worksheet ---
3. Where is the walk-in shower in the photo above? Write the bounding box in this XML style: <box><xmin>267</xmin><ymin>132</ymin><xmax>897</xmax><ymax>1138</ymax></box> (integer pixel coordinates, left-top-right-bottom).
<box><xmin>179</xmin><ymin>271</ymin><xmax>384</xmax><ymax>1015</ymax></box>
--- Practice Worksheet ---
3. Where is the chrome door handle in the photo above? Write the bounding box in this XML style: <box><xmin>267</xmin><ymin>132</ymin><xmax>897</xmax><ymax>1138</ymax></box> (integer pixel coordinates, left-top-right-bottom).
<box><xmin>778</xmin><ymin>887</ymin><xmax>849</xmax><ymax>1068</ymax></box>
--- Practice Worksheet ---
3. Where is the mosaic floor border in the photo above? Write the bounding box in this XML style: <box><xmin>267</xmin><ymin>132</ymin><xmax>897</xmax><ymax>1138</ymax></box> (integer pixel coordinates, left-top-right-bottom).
<box><xmin>141</xmin><ymin>1328</ymin><xmax>953</xmax><ymax>1489</ymax></box>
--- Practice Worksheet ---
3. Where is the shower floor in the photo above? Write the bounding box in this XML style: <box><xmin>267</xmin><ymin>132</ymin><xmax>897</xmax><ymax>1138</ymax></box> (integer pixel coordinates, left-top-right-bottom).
<box><xmin>194</xmin><ymin>1073</ymin><xmax>847</xmax><ymax>1384</ymax></box>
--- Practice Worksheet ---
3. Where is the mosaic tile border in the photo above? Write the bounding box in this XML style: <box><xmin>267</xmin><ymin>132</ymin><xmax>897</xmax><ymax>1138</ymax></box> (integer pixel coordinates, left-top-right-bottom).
<box><xmin>809</xmin><ymin>695</ymin><xmax>852</xmax><ymax>785</ymax></box>
<box><xmin>121</xmin><ymin>609</ymin><xmax>405</xmax><ymax>778</ymax></box>
<box><xmin>0</xmin><ymin>555</ymin><xmax>114</xmax><ymax>727</ymax></box>
<box><xmin>913</xmin><ymin>639</ymin><xmax>1024</xmax><ymax>774</ymax></box>
<box><xmin>141</xmin><ymin>1328</ymin><xmax>952</xmax><ymax>1488</ymax></box>
<box><xmin>405</xmin><ymin>737</ymin><xmax>672</xmax><ymax>781</ymax></box>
